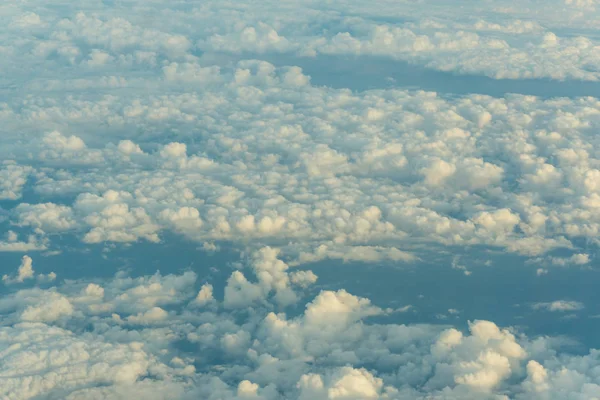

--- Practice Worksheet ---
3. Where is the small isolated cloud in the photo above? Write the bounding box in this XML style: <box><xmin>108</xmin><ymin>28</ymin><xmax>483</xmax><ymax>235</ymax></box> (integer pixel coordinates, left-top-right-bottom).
<box><xmin>549</xmin><ymin>253</ymin><xmax>591</xmax><ymax>267</ymax></box>
<box><xmin>532</xmin><ymin>300</ymin><xmax>585</xmax><ymax>312</ymax></box>
<box><xmin>3</xmin><ymin>255</ymin><xmax>34</xmax><ymax>284</ymax></box>
<box><xmin>451</xmin><ymin>256</ymin><xmax>472</xmax><ymax>276</ymax></box>
<box><xmin>3</xmin><ymin>255</ymin><xmax>56</xmax><ymax>285</ymax></box>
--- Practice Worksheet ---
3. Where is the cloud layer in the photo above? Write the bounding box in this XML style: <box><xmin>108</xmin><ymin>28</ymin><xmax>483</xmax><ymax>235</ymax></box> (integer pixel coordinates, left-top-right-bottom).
<box><xmin>1</xmin><ymin>0</ymin><xmax>600</xmax><ymax>399</ymax></box>
<box><xmin>0</xmin><ymin>251</ymin><xmax>598</xmax><ymax>399</ymax></box>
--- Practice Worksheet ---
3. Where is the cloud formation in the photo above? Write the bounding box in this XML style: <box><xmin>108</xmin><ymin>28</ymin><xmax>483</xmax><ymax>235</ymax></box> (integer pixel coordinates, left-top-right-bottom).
<box><xmin>5</xmin><ymin>65</ymin><xmax>600</xmax><ymax>266</ymax></box>
<box><xmin>1</xmin><ymin>0</ymin><xmax>600</xmax><ymax>399</ymax></box>
<box><xmin>0</xmin><ymin>250</ymin><xmax>598</xmax><ymax>399</ymax></box>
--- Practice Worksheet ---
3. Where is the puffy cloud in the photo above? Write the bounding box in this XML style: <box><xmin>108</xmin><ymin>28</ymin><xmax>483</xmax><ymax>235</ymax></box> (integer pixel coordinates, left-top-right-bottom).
<box><xmin>2</xmin><ymin>1</ymin><xmax>600</xmax><ymax>398</ymax></box>
<box><xmin>0</xmin><ymin>163</ymin><xmax>31</xmax><ymax>200</ymax></box>
<box><xmin>0</xmin><ymin>323</ymin><xmax>181</xmax><ymax>400</ymax></box>
<box><xmin>10</xmin><ymin>69</ymin><xmax>600</xmax><ymax>260</ymax></box>
<box><xmin>0</xmin><ymin>233</ymin><xmax>48</xmax><ymax>252</ymax></box>
<box><xmin>0</xmin><ymin>256</ymin><xmax>598</xmax><ymax>399</ymax></box>
<box><xmin>158</xmin><ymin>206</ymin><xmax>203</xmax><ymax>236</ymax></box>
<box><xmin>54</xmin><ymin>12</ymin><xmax>191</xmax><ymax>58</ymax></box>
<box><xmin>15</xmin><ymin>202</ymin><xmax>77</xmax><ymax>232</ymax></box>
<box><xmin>126</xmin><ymin>306</ymin><xmax>170</xmax><ymax>325</ymax></box>
<box><xmin>202</xmin><ymin>22</ymin><xmax>294</xmax><ymax>54</ymax></box>
<box><xmin>20</xmin><ymin>292</ymin><xmax>74</xmax><ymax>322</ymax></box>
<box><xmin>40</xmin><ymin>131</ymin><xmax>104</xmax><ymax>165</ymax></box>
<box><xmin>473</xmin><ymin>209</ymin><xmax>521</xmax><ymax>236</ymax></box>
<box><xmin>194</xmin><ymin>283</ymin><xmax>215</xmax><ymax>306</ymax></box>
<box><xmin>74</xmin><ymin>190</ymin><xmax>160</xmax><ymax>244</ymax></box>
<box><xmin>549</xmin><ymin>253</ymin><xmax>591</xmax><ymax>266</ymax></box>
<box><xmin>297</xmin><ymin>367</ymin><xmax>388</xmax><ymax>399</ymax></box>
<box><xmin>1</xmin><ymin>255</ymin><xmax>55</xmax><ymax>285</ymax></box>
<box><xmin>2</xmin><ymin>255</ymin><xmax>38</xmax><ymax>284</ymax></box>
<box><xmin>6</xmin><ymin>53</ymin><xmax>600</xmax><ymax>260</ymax></box>
<box><xmin>108</xmin><ymin>270</ymin><xmax>198</xmax><ymax>313</ymax></box>
<box><xmin>224</xmin><ymin>247</ymin><xmax>317</xmax><ymax>308</ymax></box>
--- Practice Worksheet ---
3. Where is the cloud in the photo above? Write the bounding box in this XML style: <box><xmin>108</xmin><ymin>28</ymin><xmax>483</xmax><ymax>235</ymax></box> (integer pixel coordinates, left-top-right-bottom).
<box><xmin>2</xmin><ymin>1</ymin><xmax>600</xmax><ymax>398</ymax></box>
<box><xmin>1</xmin><ymin>255</ymin><xmax>55</xmax><ymax>285</ymax></box>
<box><xmin>194</xmin><ymin>283</ymin><xmax>215</xmax><ymax>306</ymax></box>
<box><xmin>297</xmin><ymin>367</ymin><xmax>389</xmax><ymax>399</ymax></box>
<box><xmin>0</xmin><ymin>250</ymin><xmax>597</xmax><ymax>399</ymax></box>
<box><xmin>20</xmin><ymin>292</ymin><xmax>73</xmax><ymax>322</ymax></box>
<box><xmin>202</xmin><ymin>22</ymin><xmax>294</xmax><ymax>54</ymax></box>
<box><xmin>0</xmin><ymin>233</ymin><xmax>48</xmax><ymax>252</ymax></box>
<box><xmin>74</xmin><ymin>190</ymin><xmax>161</xmax><ymax>244</ymax></box>
<box><xmin>9</xmin><ymin>64</ymin><xmax>600</xmax><ymax>261</ymax></box>
<box><xmin>2</xmin><ymin>255</ymin><xmax>34</xmax><ymax>284</ymax></box>
<box><xmin>531</xmin><ymin>300</ymin><xmax>585</xmax><ymax>312</ymax></box>
<box><xmin>0</xmin><ymin>163</ymin><xmax>31</xmax><ymax>200</ymax></box>
<box><xmin>549</xmin><ymin>253</ymin><xmax>591</xmax><ymax>267</ymax></box>
<box><xmin>40</xmin><ymin>131</ymin><xmax>105</xmax><ymax>165</ymax></box>
<box><xmin>0</xmin><ymin>323</ymin><xmax>185</xmax><ymax>399</ymax></box>
<box><xmin>0</xmin><ymin>258</ymin><xmax>594</xmax><ymax>399</ymax></box>
<box><xmin>15</xmin><ymin>202</ymin><xmax>77</xmax><ymax>232</ymax></box>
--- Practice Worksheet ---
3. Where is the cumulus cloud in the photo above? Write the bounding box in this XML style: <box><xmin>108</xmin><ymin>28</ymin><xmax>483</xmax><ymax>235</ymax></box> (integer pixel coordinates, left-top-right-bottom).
<box><xmin>15</xmin><ymin>202</ymin><xmax>77</xmax><ymax>232</ymax></box>
<box><xmin>74</xmin><ymin>190</ymin><xmax>160</xmax><ymax>244</ymax></box>
<box><xmin>297</xmin><ymin>367</ymin><xmax>390</xmax><ymax>399</ymax></box>
<box><xmin>0</xmin><ymin>163</ymin><xmax>31</xmax><ymax>200</ymax></box>
<box><xmin>0</xmin><ymin>257</ymin><xmax>597</xmax><ymax>399</ymax></box>
<box><xmin>2</xmin><ymin>0</ymin><xmax>600</xmax><ymax>399</ymax></box>
<box><xmin>194</xmin><ymin>283</ymin><xmax>215</xmax><ymax>306</ymax></box>
<box><xmin>0</xmin><ymin>233</ymin><xmax>48</xmax><ymax>252</ymax></box>
<box><xmin>40</xmin><ymin>131</ymin><xmax>105</xmax><ymax>165</ymax></box>
<box><xmin>0</xmin><ymin>323</ymin><xmax>183</xmax><ymax>399</ymax></box>
<box><xmin>2</xmin><ymin>255</ymin><xmax>35</xmax><ymax>284</ymax></box>
<box><xmin>9</xmin><ymin>61</ymin><xmax>600</xmax><ymax>261</ymax></box>
<box><xmin>224</xmin><ymin>247</ymin><xmax>317</xmax><ymax>308</ymax></box>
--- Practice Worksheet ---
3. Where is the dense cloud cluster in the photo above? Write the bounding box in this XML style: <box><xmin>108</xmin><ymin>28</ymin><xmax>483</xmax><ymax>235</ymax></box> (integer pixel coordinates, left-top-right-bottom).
<box><xmin>1</xmin><ymin>0</ymin><xmax>600</xmax><ymax>399</ymax></box>
<box><xmin>2</xmin><ymin>0</ymin><xmax>600</xmax><ymax>80</ymax></box>
<box><xmin>0</xmin><ymin>251</ymin><xmax>599</xmax><ymax>399</ymax></box>
<box><xmin>3</xmin><ymin>66</ymin><xmax>600</xmax><ymax>266</ymax></box>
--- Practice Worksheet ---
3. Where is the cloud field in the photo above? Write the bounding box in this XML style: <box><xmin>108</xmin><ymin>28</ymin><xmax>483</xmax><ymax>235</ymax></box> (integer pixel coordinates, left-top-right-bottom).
<box><xmin>2</xmin><ymin>0</ymin><xmax>600</xmax><ymax>399</ymax></box>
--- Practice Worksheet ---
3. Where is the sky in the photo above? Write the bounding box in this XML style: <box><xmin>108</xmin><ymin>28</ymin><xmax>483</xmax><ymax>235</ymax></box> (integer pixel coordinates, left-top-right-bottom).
<box><xmin>2</xmin><ymin>0</ymin><xmax>600</xmax><ymax>399</ymax></box>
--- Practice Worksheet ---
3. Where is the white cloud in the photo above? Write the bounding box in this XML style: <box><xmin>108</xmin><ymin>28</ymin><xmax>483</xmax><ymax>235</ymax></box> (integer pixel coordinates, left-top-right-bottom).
<box><xmin>75</xmin><ymin>190</ymin><xmax>160</xmax><ymax>244</ymax></box>
<box><xmin>0</xmin><ymin>255</ymin><xmax>56</xmax><ymax>285</ymax></box>
<box><xmin>0</xmin><ymin>256</ymin><xmax>596</xmax><ymax>399</ymax></box>
<box><xmin>7</xmin><ymin>70</ymin><xmax>600</xmax><ymax>260</ymax></box>
<box><xmin>2</xmin><ymin>255</ymin><xmax>34</xmax><ymax>284</ymax></box>
<box><xmin>0</xmin><ymin>163</ymin><xmax>31</xmax><ymax>200</ymax></box>
<box><xmin>0</xmin><ymin>234</ymin><xmax>48</xmax><ymax>252</ymax></box>
<box><xmin>194</xmin><ymin>283</ymin><xmax>215</xmax><ymax>306</ymax></box>
<box><xmin>20</xmin><ymin>292</ymin><xmax>74</xmax><ymax>322</ymax></box>
<box><xmin>531</xmin><ymin>300</ymin><xmax>585</xmax><ymax>312</ymax></box>
<box><xmin>2</xmin><ymin>1</ymin><xmax>600</xmax><ymax>398</ymax></box>
<box><xmin>16</xmin><ymin>202</ymin><xmax>77</xmax><ymax>232</ymax></box>
<box><xmin>126</xmin><ymin>306</ymin><xmax>170</xmax><ymax>325</ymax></box>
<box><xmin>297</xmin><ymin>367</ymin><xmax>389</xmax><ymax>399</ymax></box>
<box><xmin>224</xmin><ymin>247</ymin><xmax>316</xmax><ymax>308</ymax></box>
<box><xmin>202</xmin><ymin>22</ymin><xmax>293</xmax><ymax>54</ymax></box>
<box><xmin>549</xmin><ymin>253</ymin><xmax>591</xmax><ymax>266</ymax></box>
<box><xmin>40</xmin><ymin>131</ymin><xmax>104</xmax><ymax>165</ymax></box>
<box><xmin>0</xmin><ymin>323</ymin><xmax>180</xmax><ymax>400</ymax></box>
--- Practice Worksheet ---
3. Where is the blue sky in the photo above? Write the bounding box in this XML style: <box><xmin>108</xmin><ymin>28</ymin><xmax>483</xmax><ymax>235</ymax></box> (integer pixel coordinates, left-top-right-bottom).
<box><xmin>2</xmin><ymin>0</ymin><xmax>600</xmax><ymax>399</ymax></box>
